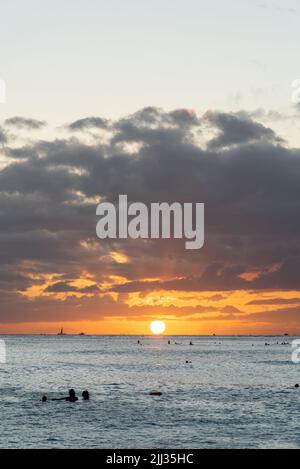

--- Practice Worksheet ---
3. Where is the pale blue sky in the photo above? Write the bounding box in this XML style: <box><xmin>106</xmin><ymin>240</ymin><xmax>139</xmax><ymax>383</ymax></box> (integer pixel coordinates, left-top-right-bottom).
<box><xmin>0</xmin><ymin>0</ymin><xmax>299</xmax><ymax>125</ymax></box>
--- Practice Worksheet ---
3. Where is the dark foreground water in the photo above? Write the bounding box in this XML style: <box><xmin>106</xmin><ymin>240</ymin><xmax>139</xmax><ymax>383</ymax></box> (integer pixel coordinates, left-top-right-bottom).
<box><xmin>0</xmin><ymin>335</ymin><xmax>299</xmax><ymax>448</ymax></box>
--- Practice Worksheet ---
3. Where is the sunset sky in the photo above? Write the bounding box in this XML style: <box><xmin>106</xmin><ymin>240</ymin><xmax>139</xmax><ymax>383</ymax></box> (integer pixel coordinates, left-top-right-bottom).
<box><xmin>1</xmin><ymin>0</ymin><xmax>300</xmax><ymax>334</ymax></box>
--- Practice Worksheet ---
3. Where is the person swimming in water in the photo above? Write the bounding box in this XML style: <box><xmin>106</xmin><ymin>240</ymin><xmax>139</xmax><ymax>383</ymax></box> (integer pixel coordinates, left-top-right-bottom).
<box><xmin>66</xmin><ymin>389</ymin><xmax>78</xmax><ymax>402</ymax></box>
<box><xmin>51</xmin><ymin>389</ymin><xmax>78</xmax><ymax>402</ymax></box>
<box><xmin>41</xmin><ymin>395</ymin><xmax>47</xmax><ymax>402</ymax></box>
<box><xmin>82</xmin><ymin>390</ymin><xmax>90</xmax><ymax>400</ymax></box>
<box><xmin>150</xmin><ymin>391</ymin><xmax>162</xmax><ymax>396</ymax></box>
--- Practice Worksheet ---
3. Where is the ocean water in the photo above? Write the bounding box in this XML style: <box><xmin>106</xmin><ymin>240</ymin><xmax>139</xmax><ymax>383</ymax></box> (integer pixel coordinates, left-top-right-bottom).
<box><xmin>0</xmin><ymin>335</ymin><xmax>299</xmax><ymax>449</ymax></box>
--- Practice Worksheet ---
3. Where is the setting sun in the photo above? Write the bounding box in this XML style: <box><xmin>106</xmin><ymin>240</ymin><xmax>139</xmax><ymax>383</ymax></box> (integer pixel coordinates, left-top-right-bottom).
<box><xmin>150</xmin><ymin>321</ymin><xmax>166</xmax><ymax>335</ymax></box>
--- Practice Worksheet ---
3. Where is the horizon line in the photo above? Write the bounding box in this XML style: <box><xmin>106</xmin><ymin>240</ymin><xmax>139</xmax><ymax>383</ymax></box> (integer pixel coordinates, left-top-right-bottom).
<box><xmin>0</xmin><ymin>333</ymin><xmax>297</xmax><ymax>337</ymax></box>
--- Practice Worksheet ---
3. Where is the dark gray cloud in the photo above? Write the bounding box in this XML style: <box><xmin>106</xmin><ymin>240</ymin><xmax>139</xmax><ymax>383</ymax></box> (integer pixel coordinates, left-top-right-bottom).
<box><xmin>4</xmin><ymin>116</ymin><xmax>47</xmax><ymax>130</ymax></box>
<box><xmin>247</xmin><ymin>298</ymin><xmax>300</xmax><ymax>305</ymax></box>
<box><xmin>1</xmin><ymin>107</ymin><xmax>300</xmax><ymax>324</ymax></box>
<box><xmin>45</xmin><ymin>282</ymin><xmax>101</xmax><ymax>294</ymax></box>
<box><xmin>119</xmin><ymin>107</ymin><xmax>200</xmax><ymax>128</ymax></box>
<box><xmin>107</xmin><ymin>257</ymin><xmax>300</xmax><ymax>293</ymax></box>
<box><xmin>205</xmin><ymin>110</ymin><xmax>283</xmax><ymax>149</ymax></box>
<box><xmin>68</xmin><ymin>117</ymin><xmax>109</xmax><ymax>131</ymax></box>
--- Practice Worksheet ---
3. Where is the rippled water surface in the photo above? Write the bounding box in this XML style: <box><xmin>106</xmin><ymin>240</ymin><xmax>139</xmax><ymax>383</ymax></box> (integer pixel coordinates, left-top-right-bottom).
<box><xmin>0</xmin><ymin>335</ymin><xmax>299</xmax><ymax>448</ymax></box>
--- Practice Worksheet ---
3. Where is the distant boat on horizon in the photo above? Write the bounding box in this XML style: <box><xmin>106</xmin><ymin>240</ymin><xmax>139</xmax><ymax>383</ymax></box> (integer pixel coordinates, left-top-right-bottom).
<box><xmin>58</xmin><ymin>328</ymin><xmax>66</xmax><ymax>336</ymax></box>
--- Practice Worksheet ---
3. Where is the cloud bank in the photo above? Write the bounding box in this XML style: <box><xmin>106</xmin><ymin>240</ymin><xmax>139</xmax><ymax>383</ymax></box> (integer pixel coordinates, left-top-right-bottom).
<box><xmin>1</xmin><ymin>107</ymin><xmax>300</xmax><ymax>331</ymax></box>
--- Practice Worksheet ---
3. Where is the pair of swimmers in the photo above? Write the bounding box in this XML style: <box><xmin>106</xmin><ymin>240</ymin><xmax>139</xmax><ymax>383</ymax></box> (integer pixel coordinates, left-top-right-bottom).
<box><xmin>42</xmin><ymin>389</ymin><xmax>89</xmax><ymax>403</ymax></box>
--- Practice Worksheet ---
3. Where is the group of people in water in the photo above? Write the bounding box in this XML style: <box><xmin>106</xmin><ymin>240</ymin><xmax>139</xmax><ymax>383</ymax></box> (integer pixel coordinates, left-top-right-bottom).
<box><xmin>167</xmin><ymin>340</ymin><xmax>194</xmax><ymax>346</ymax></box>
<box><xmin>137</xmin><ymin>339</ymin><xmax>193</xmax><ymax>346</ymax></box>
<box><xmin>265</xmin><ymin>341</ymin><xmax>290</xmax><ymax>346</ymax></box>
<box><xmin>42</xmin><ymin>389</ymin><xmax>89</xmax><ymax>403</ymax></box>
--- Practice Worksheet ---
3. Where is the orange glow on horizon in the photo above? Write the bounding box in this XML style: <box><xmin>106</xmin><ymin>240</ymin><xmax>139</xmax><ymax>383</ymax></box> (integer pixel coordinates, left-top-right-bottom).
<box><xmin>1</xmin><ymin>317</ymin><xmax>300</xmax><ymax>336</ymax></box>
<box><xmin>2</xmin><ymin>289</ymin><xmax>300</xmax><ymax>336</ymax></box>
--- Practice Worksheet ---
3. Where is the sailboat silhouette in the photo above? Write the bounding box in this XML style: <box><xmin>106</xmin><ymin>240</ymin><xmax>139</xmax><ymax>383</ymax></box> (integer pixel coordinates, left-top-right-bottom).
<box><xmin>58</xmin><ymin>328</ymin><xmax>66</xmax><ymax>336</ymax></box>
